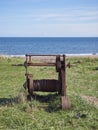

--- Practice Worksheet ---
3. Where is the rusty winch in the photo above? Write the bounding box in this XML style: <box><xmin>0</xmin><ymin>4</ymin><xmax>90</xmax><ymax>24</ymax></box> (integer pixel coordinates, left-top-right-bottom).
<box><xmin>23</xmin><ymin>54</ymin><xmax>71</xmax><ymax>109</ymax></box>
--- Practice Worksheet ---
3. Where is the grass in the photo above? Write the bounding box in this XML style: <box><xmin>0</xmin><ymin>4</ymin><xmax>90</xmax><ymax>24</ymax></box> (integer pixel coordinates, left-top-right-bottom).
<box><xmin>0</xmin><ymin>56</ymin><xmax>98</xmax><ymax>130</ymax></box>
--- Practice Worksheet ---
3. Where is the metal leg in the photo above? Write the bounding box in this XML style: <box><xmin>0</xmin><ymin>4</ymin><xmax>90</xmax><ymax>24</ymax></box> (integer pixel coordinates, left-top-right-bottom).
<box><xmin>61</xmin><ymin>55</ymin><xmax>71</xmax><ymax>109</ymax></box>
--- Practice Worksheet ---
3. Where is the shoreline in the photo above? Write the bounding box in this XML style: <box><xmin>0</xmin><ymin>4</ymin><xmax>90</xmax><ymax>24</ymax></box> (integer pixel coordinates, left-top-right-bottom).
<box><xmin>0</xmin><ymin>53</ymin><xmax>98</xmax><ymax>56</ymax></box>
<box><xmin>0</xmin><ymin>54</ymin><xmax>98</xmax><ymax>59</ymax></box>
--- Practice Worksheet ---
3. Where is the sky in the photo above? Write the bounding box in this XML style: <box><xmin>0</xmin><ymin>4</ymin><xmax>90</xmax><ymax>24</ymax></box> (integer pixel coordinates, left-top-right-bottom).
<box><xmin>0</xmin><ymin>0</ymin><xmax>98</xmax><ymax>37</ymax></box>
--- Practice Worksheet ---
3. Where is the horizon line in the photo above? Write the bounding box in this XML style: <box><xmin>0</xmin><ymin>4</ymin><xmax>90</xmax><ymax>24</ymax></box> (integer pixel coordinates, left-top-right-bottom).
<box><xmin>0</xmin><ymin>36</ymin><xmax>98</xmax><ymax>38</ymax></box>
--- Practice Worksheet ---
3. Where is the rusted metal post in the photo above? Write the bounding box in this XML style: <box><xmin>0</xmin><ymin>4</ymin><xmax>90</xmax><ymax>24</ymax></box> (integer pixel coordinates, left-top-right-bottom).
<box><xmin>61</xmin><ymin>55</ymin><xmax>71</xmax><ymax>109</ymax></box>
<box><xmin>29</xmin><ymin>55</ymin><xmax>32</xmax><ymax>63</ymax></box>
<box><xmin>27</xmin><ymin>74</ymin><xmax>33</xmax><ymax>95</ymax></box>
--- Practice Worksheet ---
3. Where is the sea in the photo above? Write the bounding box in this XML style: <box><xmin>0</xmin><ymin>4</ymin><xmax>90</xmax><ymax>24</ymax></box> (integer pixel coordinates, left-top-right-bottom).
<box><xmin>0</xmin><ymin>37</ymin><xmax>98</xmax><ymax>57</ymax></box>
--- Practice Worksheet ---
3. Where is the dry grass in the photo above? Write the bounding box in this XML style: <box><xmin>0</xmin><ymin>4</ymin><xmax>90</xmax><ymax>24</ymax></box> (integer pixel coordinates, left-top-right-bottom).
<box><xmin>81</xmin><ymin>95</ymin><xmax>98</xmax><ymax>107</ymax></box>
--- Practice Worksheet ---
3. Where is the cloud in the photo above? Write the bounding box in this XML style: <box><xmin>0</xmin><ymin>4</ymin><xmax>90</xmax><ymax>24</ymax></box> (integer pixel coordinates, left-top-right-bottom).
<box><xmin>31</xmin><ymin>23</ymin><xmax>98</xmax><ymax>37</ymax></box>
<box><xmin>0</xmin><ymin>23</ymin><xmax>98</xmax><ymax>37</ymax></box>
<box><xmin>0</xmin><ymin>6</ymin><xmax>98</xmax><ymax>24</ymax></box>
<box><xmin>31</xmin><ymin>7</ymin><xmax>98</xmax><ymax>23</ymax></box>
<box><xmin>0</xmin><ymin>5</ymin><xmax>98</xmax><ymax>37</ymax></box>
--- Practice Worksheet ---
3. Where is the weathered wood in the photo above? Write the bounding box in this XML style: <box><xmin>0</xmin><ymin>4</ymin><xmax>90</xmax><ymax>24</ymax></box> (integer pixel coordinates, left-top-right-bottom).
<box><xmin>27</xmin><ymin>62</ymin><xmax>55</xmax><ymax>66</ymax></box>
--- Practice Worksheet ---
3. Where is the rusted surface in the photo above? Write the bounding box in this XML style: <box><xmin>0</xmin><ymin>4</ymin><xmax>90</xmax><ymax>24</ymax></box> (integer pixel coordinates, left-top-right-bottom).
<box><xmin>26</xmin><ymin>54</ymin><xmax>62</xmax><ymax>56</ymax></box>
<box><xmin>23</xmin><ymin>54</ymin><xmax>71</xmax><ymax>109</ymax></box>
<box><xmin>27</xmin><ymin>62</ymin><xmax>55</xmax><ymax>66</ymax></box>
<box><xmin>33</xmin><ymin>80</ymin><xmax>58</xmax><ymax>92</ymax></box>
<box><xmin>27</xmin><ymin>74</ymin><xmax>33</xmax><ymax>95</ymax></box>
<box><xmin>62</xmin><ymin>96</ymin><xmax>71</xmax><ymax>109</ymax></box>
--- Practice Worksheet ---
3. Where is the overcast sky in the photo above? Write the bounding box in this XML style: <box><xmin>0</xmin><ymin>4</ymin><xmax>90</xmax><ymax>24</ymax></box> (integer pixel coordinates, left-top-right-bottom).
<box><xmin>0</xmin><ymin>0</ymin><xmax>98</xmax><ymax>37</ymax></box>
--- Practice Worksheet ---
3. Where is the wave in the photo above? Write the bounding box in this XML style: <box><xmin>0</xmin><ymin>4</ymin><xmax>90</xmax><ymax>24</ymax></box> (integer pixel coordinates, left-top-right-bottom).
<box><xmin>66</xmin><ymin>53</ymin><xmax>98</xmax><ymax>56</ymax></box>
<box><xmin>0</xmin><ymin>54</ymin><xmax>25</xmax><ymax>58</ymax></box>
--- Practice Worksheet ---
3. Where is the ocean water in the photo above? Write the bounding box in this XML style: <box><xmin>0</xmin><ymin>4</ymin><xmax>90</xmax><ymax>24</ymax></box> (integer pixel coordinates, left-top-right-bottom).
<box><xmin>0</xmin><ymin>37</ymin><xmax>98</xmax><ymax>56</ymax></box>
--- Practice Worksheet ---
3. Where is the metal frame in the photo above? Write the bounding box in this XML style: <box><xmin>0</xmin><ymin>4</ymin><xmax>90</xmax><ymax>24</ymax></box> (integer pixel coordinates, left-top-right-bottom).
<box><xmin>23</xmin><ymin>54</ymin><xmax>71</xmax><ymax>109</ymax></box>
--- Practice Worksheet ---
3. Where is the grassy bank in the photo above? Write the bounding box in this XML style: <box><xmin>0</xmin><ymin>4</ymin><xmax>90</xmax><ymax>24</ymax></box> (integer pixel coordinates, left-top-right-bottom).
<box><xmin>0</xmin><ymin>56</ymin><xmax>98</xmax><ymax>130</ymax></box>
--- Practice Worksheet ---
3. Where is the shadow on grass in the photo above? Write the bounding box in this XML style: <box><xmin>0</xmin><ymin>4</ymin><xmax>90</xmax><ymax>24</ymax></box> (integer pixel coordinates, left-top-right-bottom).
<box><xmin>0</xmin><ymin>97</ymin><xmax>19</xmax><ymax>106</ymax></box>
<box><xmin>93</xmin><ymin>67</ymin><xmax>98</xmax><ymax>71</ymax></box>
<box><xmin>31</xmin><ymin>93</ymin><xmax>61</xmax><ymax>112</ymax></box>
<box><xmin>0</xmin><ymin>93</ymin><xmax>61</xmax><ymax>112</ymax></box>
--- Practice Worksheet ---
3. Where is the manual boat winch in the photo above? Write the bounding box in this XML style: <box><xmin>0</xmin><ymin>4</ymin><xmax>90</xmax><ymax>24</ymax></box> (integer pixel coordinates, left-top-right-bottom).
<box><xmin>23</xmin><ymin>54</ymin><xmax>71</xmax><ymax>109</ymax></box>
